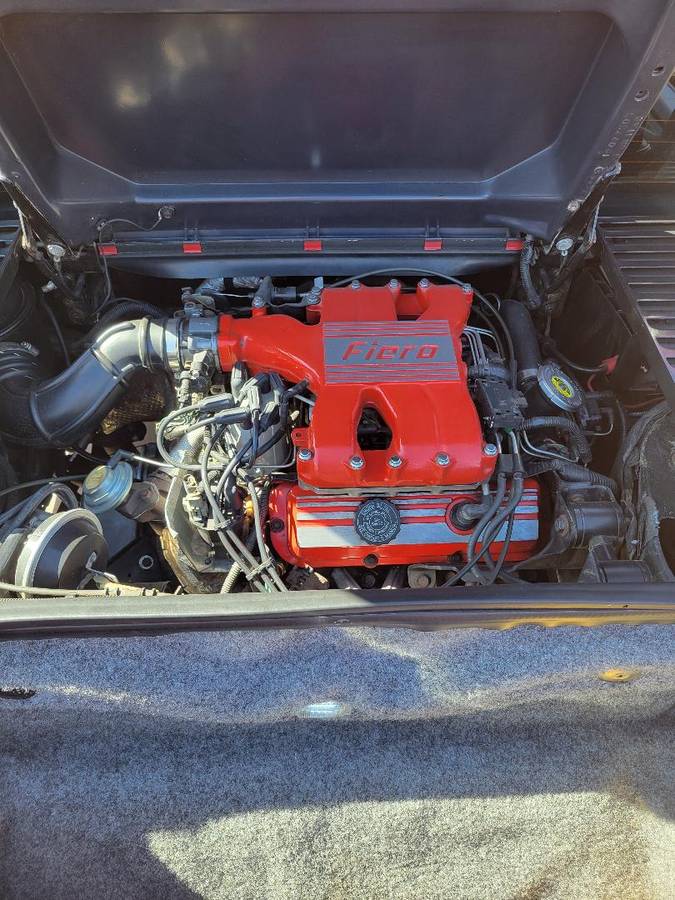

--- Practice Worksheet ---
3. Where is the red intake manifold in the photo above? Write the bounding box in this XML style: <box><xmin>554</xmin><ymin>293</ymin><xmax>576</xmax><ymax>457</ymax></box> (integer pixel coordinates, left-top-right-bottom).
<box><xmin>217</xmin><ymin>281</ymin><xmax>495</xmax><ymax>489</ymax></box>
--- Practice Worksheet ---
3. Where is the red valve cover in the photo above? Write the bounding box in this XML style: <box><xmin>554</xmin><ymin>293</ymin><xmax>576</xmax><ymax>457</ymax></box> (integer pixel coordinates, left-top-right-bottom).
<box><xmin>268</xmin><ymin>482</ymin><xmax>540</xmax><ymax>569</ymax></box>
<box><xmin>217</xmin><ymin>281</ymin><xmax>495</xmax><ymax>489</ymax></box>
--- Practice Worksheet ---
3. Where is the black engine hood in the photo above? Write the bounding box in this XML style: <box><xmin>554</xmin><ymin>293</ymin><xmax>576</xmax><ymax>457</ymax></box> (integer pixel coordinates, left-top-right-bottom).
<box><xmin>0</xmin><ymin>1</ymin><xmax>673</xmax><ymax>247</ymax></box>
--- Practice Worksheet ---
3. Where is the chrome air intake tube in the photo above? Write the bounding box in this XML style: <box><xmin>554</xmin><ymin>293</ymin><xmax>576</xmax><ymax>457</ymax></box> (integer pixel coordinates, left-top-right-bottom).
<box><xmin>0</xmin><ymin>317</ymin><xmax>193</xmax><ymax>447</ymax></box>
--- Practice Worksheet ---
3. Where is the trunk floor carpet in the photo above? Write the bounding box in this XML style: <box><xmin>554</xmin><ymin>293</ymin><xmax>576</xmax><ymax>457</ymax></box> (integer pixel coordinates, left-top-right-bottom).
<box><xmin>0</xmin><ymin>624</ymin><xmax>672</xmax><ymax>900</ymax></box>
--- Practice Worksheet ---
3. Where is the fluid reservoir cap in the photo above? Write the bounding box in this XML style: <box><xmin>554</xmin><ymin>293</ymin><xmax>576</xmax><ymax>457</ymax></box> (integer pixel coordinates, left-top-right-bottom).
<box><xmin>537</xmin><ymin>362</ymin><xmax>583</xmax><ymax>412</ymax></box>
<box><xmin>83</xmin><ymin>462</ymin><xmax>134</xmax><ymax>514</ymax></box>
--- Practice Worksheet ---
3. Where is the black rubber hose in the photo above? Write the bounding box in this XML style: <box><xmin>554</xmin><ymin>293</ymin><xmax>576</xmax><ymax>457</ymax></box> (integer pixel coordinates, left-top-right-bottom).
<box><xmin>0</xmin><ymin>318</ymin><xmax>172</xmax><ymax>447</ymax></box>
<box><xmin>74</xmin><ymin>301</ymin><xmax>165</xmax><ymax>353</ymax></box>
<box><xmin>500</xmin><ymin>300</ymin><xmax>541</xmax><ymax>388</ymax></box>
<box><xmin>523</xmin><ymin>416</ymin><xmax>591</xmax><ymax>464</ymax></box>
<box><xmin>526</xmin><ymin>458</ymin><xmax>617</xmax><ymax>493</ymax></box>
<box><xmin>96</xmin><ymin>300</ymin><xmax>164</xmax><ymax>327</ymax></box>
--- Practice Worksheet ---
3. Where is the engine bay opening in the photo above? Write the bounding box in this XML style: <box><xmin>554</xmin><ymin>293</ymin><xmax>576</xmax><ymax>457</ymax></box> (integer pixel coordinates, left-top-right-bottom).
<box><xmin>0</xmin><ymin>235</ymin><xmax>670</xmax><ymax>598</ymax></box>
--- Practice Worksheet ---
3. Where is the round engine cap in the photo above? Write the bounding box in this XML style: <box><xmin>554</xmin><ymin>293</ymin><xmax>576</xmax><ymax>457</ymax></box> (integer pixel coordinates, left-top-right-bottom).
<box><xmin>354</xmin><ymin>498</ymin><xmax>400</xmax><ymax>545</ymax></box>
<box><xmin>537</xmin><ymin>363</ymin><xmax>583</xmax><ymax>412</ymax></box>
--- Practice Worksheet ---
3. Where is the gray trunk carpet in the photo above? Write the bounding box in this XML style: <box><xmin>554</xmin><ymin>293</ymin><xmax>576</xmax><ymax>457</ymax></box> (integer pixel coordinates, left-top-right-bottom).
<box><xmin>0</xmin><ymin>623</ymin><xmax>673</xmax><ymax>899</ymax></box>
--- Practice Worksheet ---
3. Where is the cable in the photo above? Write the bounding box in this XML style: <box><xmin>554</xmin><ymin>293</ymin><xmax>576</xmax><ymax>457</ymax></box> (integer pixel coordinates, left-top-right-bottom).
<box><xmin>0</xmin><ymin>482</ymin><xmax>80</xmax><ymax>538</ymax></box>
<box><xmin>521</xmin><ymin>431</ymin><xmax>572</xmax><ymax>462</ymax></box>
<box><xmin>547</xmin><ymin>344</ymin><xmax>607</xmax><ymax>374</ymax></box>
<box><xmin>39</xmin><ymin>296</ymin><xmax>70</xmax><ymax>367</ymax></box>
<box><xmin>97</xmin><ymin>209</ymin><xmax>166</xmax><ymax>240</ymax></box>
<box><xmin>519</xmin><ymin>239</ymin><xmax>544</xmax><ymax>310</ymax></box>
<box><xmin>523</xmin><ymin>416</ymin><xmax>591</xmax><ymax>464</ymax></box>
<box><xmin>471</xmin><ymin>306</ymin><xmax>505</xmax><ymax>360</ymax></box>
<box><xmin>246</xmin><ymin>479</ymin><xmax>286</xmax><ymax>591</ymax></box>
<box><xmin>199</xmin><ymin>426</ymin><xmax>277</xmax><ymax>592</ymax></box>
<box><xmin>446</xmin><ymin>433</ymin><xmax>525</xmax><ymax>586</ymax></box>
<box><xmin>464</xmin><ymin>473</ymin><xmax>507</xmax><ymax>576</ymax></box>
<box><xmin>0</xmin><ymin>475</ymin><xmax>88</xmax><ymax>503</ymax></box>
<box><xmin>0</xmin><ymin>580</ymin><xmax>111</xmax><ymax>597</ymax></box>
<box><xmin>67</xmin><ymin>447</ymin><xmax>108</xmax><ymax>465</ymax></box>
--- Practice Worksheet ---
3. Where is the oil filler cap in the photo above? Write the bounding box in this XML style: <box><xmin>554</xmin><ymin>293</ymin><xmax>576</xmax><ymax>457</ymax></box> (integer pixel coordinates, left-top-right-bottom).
<box><xmin>354</xmin><ymin>499</ymin><xmax>400</xmax><ymax>545</ymax></box>
<box><xmin>537</xmin><ymin>362</ymin><xmax>583</xmax><ymax>412</ymax></box>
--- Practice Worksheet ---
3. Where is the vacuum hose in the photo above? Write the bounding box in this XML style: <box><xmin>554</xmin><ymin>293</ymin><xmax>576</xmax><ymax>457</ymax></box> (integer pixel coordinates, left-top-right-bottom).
<box><xmin>0</xmin><ymin>318</ymin><xmax>175</xmax><ymax>446</ymax></box>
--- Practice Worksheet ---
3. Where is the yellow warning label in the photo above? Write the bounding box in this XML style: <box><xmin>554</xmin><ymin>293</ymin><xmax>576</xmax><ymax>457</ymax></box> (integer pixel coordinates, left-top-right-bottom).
<box><xmin>551</xmin><ymin>375</ymin><xmax>574</xmax><ymax>398</ymax></box>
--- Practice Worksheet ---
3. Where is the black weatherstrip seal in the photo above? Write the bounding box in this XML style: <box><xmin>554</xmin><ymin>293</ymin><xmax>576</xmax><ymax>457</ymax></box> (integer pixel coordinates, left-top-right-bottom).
<box><xmin>0</xmin><ymin>584</ymin><xmax>673</xmax><ymax>641</ymax></box>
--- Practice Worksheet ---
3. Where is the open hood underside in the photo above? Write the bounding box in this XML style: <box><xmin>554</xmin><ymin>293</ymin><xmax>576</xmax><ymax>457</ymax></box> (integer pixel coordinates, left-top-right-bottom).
<box><xmin>0</xmin><ymin>1</ymin><xmax>673</xmax><ymax>247</ymax></box>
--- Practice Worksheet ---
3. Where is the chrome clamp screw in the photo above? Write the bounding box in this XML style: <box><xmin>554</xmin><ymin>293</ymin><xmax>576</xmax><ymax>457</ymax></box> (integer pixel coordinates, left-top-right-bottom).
<box><xmin>46</xmin><ymin>243</ymin><xmax>66</xmax><ymax>261</ymax></box>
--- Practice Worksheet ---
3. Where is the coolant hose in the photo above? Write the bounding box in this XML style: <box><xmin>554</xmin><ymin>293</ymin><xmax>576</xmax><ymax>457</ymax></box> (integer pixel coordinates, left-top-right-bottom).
<box><xmin>0</xmin><ymin>318</ymin><xmax>173</xmax><ymax>446</ymax></box>
<box><xmin>523</xmin><ymin>416</ymin><xmax>591</xmax><ymax>464</ymax></box>
<box><xmin>500</xmin><ymin>300</ymin><xmax>541</xmax><ymax>388</ymax></box>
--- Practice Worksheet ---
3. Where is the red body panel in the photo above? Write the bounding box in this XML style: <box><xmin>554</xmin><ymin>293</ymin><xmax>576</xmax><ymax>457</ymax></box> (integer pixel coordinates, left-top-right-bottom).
<box><xmin>269</xmin><ymin>481</ymin><xmax>540</xmax><ymax>569</ymax></box>
<box><xmin>217</xmin><ymin>282</ymin><xmax>495</xmax><ymax>490</ymax></box>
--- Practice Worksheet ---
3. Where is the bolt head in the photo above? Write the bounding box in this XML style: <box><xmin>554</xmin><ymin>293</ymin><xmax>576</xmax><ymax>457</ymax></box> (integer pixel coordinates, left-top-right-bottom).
<box><xmin>46</xmin><ymin>243</ymin><xmax>66</xmax><ymax>260</ymax></box>
<box><xmin>556</xmin><ymin>237</ymin><xmax>574</xmax><ymax>253</ymax></box>
<box><xmin>435</xmin><ymin>452</ymin><xmax>450</xmax><ymax>467</ymax></box>
<box><xmin>554</xmin><ymin>515</ymin><xmax>570</xmax><ymax>536</ymax></box>
<box><xmin>350</xmin><ymin>280</ymin><xmax>361</xmax><ymax>290</ymax></box>
<box><xmin>252</xmin><ymin>296</ymin><xmax>266</xmax><ymax>308</ymax></box>
<box><xmin>388</xmin><ymin>279</ymin><xmax>400</xmax><ymax>289</ymax></box>
<box><xmin>298</xmin><ymin>448</ymin><xmax>313</xmax><ymax>462</ymax></box>
<box><xmin>418</xmin><ymin>278</ymin><xmax>430</xmax><ymax>289</ymax></box>
<box><xmin>461</xmin><ymin>283</ymin><xmax>472</xmax><ymax>294</ymax></box>
<box><xmin>387</xmin><ymin>455</ymin><xmax>403</xmax><ymax>469</ymax></box>
<box><xmin>349</xmin><ymin>455</ymin><xmax>365</xmax><ymax>470</ymax></box>
<box><xmin>483</xmin><ymin>443</ymin><xmax>498</xmax><ymax>457</ymax></box>
<box><xmin>306</xmin><ymin>292</ymin><xmax>321</xmax><ymax>305</ymax></box>
<box><xmin>567</xmin><ymin>200</ymin><xmax>581</xmax><ymax>213</ymax></box>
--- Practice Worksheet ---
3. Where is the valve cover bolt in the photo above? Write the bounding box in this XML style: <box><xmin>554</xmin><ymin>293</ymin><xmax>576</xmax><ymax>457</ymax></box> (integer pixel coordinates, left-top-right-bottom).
<box><xmin>435</xmin><ymin>452</ymin><xmax>450</xmax><ymax>466</ymax></box>
<box><xmin>298</xmin><ymin>448</ymin><xmax>313</xmax><ymax>461</ymax></box>
<box><xmin>483</xmin><ymin>443</ymin><xmax>498</xmax><ymax>457</ymax></box>
<box><xmin>349</xmin><ymin>455</ymin><xmax>365</xmax><ymax>470</ymax></box>
<box><xmin>387</xmin><ymin>455</ymin><xmax>403</xmax><ymax>468</ymax></box>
